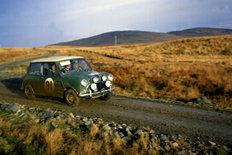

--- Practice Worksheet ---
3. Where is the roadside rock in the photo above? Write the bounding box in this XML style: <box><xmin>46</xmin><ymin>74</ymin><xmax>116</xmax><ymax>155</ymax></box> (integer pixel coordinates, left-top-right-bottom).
<box><xmin>103</xmin><ymin>124</ymin><xmax>111</xmax><ymax>131</ymax></box>
<box><xmin>85</xmin><ymin>119</ymin><xmax>93</xmax><ymax>127</ymax></box>
<box><xmin>50</xmin><ymin>121</ymin><xmax>58</xmax><ymax>129</ymax></box>
<box><xmin>172</xmin><ymin>142</ymin><xmax>179</xmax><ymax>148</ymax></box>
<box><xmin>134</xmin><ymin>128</ymin><xmax>143</xmax><ymax>137</ymax></box>
<box><xmin>207</xmin><ymin>140</ymin><xmax>216</xmax><ymax>146</ymax></box>
<box><xmin>43</xmin><ymin>110</ymin><xmax>53</xmax><ymax>119</ymax></box>
<box><xmin>1</xmin><ymin>103</ymin><xmax>21</xmax><ymax>113</ymax></box>
<box><xmin>103</xmin><ymin>124</ymin><xmax>112</xmax><ymax>136</ymax></box>
<box><xmin>189</xmin><ymin>96</ymin><xmax>213</xmax><ymax>107</ymax></box>
<box><xmin>69</xmin><ymin>113</ymin><xmax>75</xmax><ymax>119</ymax></box>
<box><xmin>159</xmin><ymin>134</ymin><xmax>168</xmax><ymax>141</ymax></box>
<box><xmin>82</xmin><ymin>117</ymin><xmax>88</xmax><ymax>123</ymax></box>
<box><xmin>125</xmin><ymin>126</ymin><xmax>132</xmax><ymax>137</ymax></box>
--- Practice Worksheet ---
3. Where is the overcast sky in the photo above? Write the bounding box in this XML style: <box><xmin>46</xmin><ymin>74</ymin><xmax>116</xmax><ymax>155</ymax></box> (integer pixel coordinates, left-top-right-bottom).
<box><xmin>0</xmin><ymin>0</ymin><xmax>232</xmax><ymax>47</ymax></box>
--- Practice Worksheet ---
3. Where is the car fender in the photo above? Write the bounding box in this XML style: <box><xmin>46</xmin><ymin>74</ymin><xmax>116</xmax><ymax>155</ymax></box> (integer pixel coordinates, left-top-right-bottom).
<box><xmin>63</xmin><ymin>83</ymin><xmax>79</xmax><ymax>95</ymax></box>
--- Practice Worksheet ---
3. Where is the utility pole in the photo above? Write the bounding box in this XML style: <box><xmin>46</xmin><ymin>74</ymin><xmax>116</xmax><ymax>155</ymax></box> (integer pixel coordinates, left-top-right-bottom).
<box><xmin>115</xmin><ymin>35</ymin><xmax>117</xmax><ymax>46</ymax></box>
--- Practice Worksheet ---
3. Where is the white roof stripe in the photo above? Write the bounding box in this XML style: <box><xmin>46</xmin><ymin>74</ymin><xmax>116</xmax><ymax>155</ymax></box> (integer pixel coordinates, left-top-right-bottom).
<box><xmin>31</xmin><ymin>56</ymin><xmax>84</xmax><ymax>63</ymax></box>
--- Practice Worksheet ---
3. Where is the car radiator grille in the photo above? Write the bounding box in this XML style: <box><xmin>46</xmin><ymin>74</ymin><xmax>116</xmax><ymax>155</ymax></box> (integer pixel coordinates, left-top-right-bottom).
<box><xmin>97</xmin><ymin>82</ymin><xmax>105</xmax><ymax>91</ymax></box>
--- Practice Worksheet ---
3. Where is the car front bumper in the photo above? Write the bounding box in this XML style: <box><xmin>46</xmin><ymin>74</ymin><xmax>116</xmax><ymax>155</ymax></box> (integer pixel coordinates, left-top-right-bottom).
<box><xmin>79</xmin><ymin>86</ymin><xmax>115</xmax><ymax>98</ymax></box>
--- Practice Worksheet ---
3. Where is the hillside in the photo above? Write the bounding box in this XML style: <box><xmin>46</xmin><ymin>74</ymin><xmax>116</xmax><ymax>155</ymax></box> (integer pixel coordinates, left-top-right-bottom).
<box><xmin>168</xmin><ymin>27</ymin><xmax>232</xmax><ymax>37</ymax></box>
<box><xmin>54</xmin><ymin>28</ymin><xmax>232</xmax><ymax>47</ymax></box>
<box><xmin>54</xmin><ymin>31</ymin><xmax>181</xmax><ymax>47</ymax></box>
<box><xmin>1</xmin><ymin>35</ymin><xmax>232</xmax><ymax>108</ymax></box>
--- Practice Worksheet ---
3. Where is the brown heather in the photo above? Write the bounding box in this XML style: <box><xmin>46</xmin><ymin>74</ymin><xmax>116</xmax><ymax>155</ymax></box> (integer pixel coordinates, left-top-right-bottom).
<box><xmin>0</xmin><ymin>116</ymin><xmax>158</xmax><ymax>154</ymax></box>
<box><xmin>90</xmin><ymin>124</ymin><xmax>99</xmax><ymax>137</ymax></box>
<box><xmin>0</xmin><ymin>48</ymin><xmax>45</xmax><ymax>62</ymax></box>
<box><xmin>1</xmin><ymin>35</ymin><xmax>232</xmax><ymax>108</ymax></box>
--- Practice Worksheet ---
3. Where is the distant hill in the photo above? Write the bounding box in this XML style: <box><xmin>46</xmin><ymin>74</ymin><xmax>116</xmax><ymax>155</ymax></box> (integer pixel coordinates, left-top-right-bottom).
<box><xmin>168</xmin><ymin>27</ymin><xmax>232</xmax><ymax>37</ymax></box>
<box><xmin>54</xmin><ymin>31</ymin><xmax>181</xmax><ymax>47</ymax></box>
<box><xmin>54</xmin><ymin>28</ymin><xmax>232</xmax><ymax>47</ymax></box>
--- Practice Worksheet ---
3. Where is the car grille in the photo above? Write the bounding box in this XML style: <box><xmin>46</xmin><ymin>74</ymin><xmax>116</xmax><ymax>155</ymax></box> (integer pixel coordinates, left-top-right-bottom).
<box><xmin>97</xmin><ymin>81</ymin><xmax>105</xmax><ymax>91</ymax></box>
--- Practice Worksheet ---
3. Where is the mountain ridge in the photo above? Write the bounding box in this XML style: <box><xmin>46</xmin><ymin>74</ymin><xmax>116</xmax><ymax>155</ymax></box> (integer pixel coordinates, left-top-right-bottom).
<box><xmin>168</xmin><ymin>27</ymin><xmax>232</xmax><ymax>37</ymax></box>
<box><xmin>54</xmin><ymin>27</ymin><xmax>232</xmax><ymax>47</ymax></box>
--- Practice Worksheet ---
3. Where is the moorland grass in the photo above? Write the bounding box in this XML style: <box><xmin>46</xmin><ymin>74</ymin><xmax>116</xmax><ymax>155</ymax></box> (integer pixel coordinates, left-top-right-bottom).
<box><xmin>1</xmin><ymin>35</ymin><xmax>232</xmax><ymax>108</ymax></box>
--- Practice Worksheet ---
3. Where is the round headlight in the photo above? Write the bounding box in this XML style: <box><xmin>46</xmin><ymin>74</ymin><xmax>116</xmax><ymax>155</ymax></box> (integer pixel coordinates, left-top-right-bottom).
<box><xmin>105</xmin><ymin>80</ymin><xmax>112</xmax><ymax>87</ymax></box>
<box><xmin>102</xmin><ymin>75</ymin><xmax>107</xmax><ymax>81</ymax></box>
<box><xmin>90</xmin><ymin>83</ymin><xmax>98</xmax><ymax>91</ymax></box>
<box><xmin>93</xmin><ymin>77</ymin><xmax>99</xmax><ymax>83</ymax></box>
<box><xmin>81</xmin><ymin>79</ymin><xmax>88</xmax><ymax>87</ymax></box>
<box><xmin>108</xmin><ymin>74</ymin><xmax>113</xmax><ymax>81</ymax></box>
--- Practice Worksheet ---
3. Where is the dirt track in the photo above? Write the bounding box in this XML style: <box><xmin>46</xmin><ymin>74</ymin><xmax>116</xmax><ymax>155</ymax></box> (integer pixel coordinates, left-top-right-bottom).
<box><xmin>0</xmin><ymin>53</ymin><xmax>232</xmax><ymax>146</ymax></box>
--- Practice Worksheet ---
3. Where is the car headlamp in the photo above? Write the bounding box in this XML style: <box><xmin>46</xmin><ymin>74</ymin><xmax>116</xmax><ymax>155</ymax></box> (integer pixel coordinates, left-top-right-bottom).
<box><xmin>81</xmin><ymin>79</ymin><xmax>88</xmax><ymax>87</ymax></box>
<box><xmin>108</xmin><ymin>74</ymin><xmax>113</xmax><ymax>81</ymax></box>
<box><xmin>105</xmin><ymin>80</ymin><xmax>112</xmax><ymax>87</ymax></box>
<box><xmin>90</xmin><ymin>83</ymin><xmax>98</xmax><ymax>91</ymax></box>
<box><xmin>102</xmin><ymin>75</ymin><xmax>107</xmax><ymax>81</ymax></box>
<box><xmin>93</xmin><ymin>77</ymin><xmax>99</xmax><ymax>83</ymax></box>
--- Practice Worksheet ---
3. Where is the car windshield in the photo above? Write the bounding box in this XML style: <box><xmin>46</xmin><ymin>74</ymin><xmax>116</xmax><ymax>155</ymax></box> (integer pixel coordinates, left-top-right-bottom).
<box><xmin>59</xmin><ymin>59</ymin><xmax>92</xmax><ymax>74</ymax></box>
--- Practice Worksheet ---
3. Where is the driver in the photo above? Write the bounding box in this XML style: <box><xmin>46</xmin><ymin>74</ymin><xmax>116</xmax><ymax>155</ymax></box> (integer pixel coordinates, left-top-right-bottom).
<box><xmin>50</xmin><ymin>64</ymin><xmax>58</xmax><ymax>75</ymax></box>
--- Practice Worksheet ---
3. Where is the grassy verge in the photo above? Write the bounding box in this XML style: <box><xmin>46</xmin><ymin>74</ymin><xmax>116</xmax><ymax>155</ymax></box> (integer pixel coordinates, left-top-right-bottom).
<box><xmin>0</xmin><ymin>104</ymin><xmax>230</xmax><ymax>154</ymax></box>
<box><xmin>0</xmin><ymin>110</ymin><xmax>152</xmax><ymax>154</ymax></box>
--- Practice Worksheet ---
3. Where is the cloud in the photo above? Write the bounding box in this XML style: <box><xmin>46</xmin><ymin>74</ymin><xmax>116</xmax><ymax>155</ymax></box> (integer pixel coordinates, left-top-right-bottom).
<box><xmin>85</xmin><ymin>0</ymin><xmax>152</xmax><ymax>12</ymax></box>
<box><xmin>53</xmin><ymin>0</ymin><xmax>156</xmax><ymax>40</ymax></box>
<box><xmin>0</xmin><ymin>0</ymin><xmax>231</xmax><ymax>47</ymax></box>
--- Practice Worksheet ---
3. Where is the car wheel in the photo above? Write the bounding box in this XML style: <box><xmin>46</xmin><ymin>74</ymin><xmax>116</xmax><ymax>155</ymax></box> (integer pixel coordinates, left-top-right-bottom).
<box><xmin>99</xmin><ymin>92</ymin><xmax>112</xmax><ymax>101</ymax></box>
<box><xmin>65</xmin><ymin>89</ymin><xmax>80</xmax><ymax>106</ymax></box>
<box><xmin>24</xmin><ymin>84</ymin><xmax>35</xmax><ymax>99</ymax></box>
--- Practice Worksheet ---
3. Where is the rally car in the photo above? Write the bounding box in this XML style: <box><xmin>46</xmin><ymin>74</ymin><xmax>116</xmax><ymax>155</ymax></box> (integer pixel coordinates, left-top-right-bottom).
<box><xmin>21</xmin><ymin>56</ymin><xmax>115</xmax><ymax>105</ymax></box>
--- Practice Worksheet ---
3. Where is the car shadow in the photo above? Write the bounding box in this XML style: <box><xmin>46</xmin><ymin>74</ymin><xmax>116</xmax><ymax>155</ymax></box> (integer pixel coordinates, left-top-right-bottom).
<box><xmin>1</xmin><ymin>78</ymin><xmax>64</xmax><ymax>104</ymax></box>
<box><xmin>1</xmin><ymin>78</ymin><xmax>24</xmax><ymax>96</ymax></box>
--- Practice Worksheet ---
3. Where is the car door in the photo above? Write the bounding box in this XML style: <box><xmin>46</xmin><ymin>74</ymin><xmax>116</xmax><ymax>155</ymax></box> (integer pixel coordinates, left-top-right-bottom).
<box><xmin>27</xmin><ymin>62</ymin><xmax>44</xmax><ymax>95</ymax></box>
<box><xmin>41</xmin><ymin>62</ymin><xmax>64</xmax><ymax>97</ymax></box>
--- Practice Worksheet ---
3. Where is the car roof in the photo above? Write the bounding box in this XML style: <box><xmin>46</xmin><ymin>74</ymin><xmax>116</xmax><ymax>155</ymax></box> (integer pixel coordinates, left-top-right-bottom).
<box><xmin>31</xmin><ymin>56</ymin><xmax>84</xmax><ymax>63</ymax></box>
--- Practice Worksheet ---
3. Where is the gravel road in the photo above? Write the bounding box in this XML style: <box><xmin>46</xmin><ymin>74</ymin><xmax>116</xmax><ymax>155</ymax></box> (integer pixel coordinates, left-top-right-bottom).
<box><xmin>0</xmin><ymin>53</ymin><xmax>231</xmax><ymax>147</ymax></box>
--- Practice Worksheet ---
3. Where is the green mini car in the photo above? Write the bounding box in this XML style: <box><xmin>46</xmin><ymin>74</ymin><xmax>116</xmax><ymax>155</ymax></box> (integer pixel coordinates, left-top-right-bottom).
<box><xmin>21</xmin><ymin>56</ymin><xmax>115</xmax><ymax>105</ymax></box>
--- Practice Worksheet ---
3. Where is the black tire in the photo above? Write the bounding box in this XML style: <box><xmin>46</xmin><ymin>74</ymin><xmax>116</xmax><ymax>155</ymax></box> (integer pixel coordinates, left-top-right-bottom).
<box><xmin>64</xmin><ymin>89</ymin><xmax>80</xmax><ymax>106</ymax></box>
<box><xmin>99</xmin><ymin>92</ymin><xmax>112</xmax><ymax>101</ymax></box>
<box><xmin>24</xmin><ymin>84</ymin><xmax>35</xmax><ymax>99</ymax></box>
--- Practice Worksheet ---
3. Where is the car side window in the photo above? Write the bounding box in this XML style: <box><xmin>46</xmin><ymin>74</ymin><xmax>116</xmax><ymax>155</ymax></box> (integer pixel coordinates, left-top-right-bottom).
<box><xmin>43</xmin><ymin>62</ymin><xmax>58</xmax><ymax>76</ymax></box>
<box><xmin>28</xmin><ymin>63</ymin><xmax>42</xmax><ymax>75</ymax></box>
